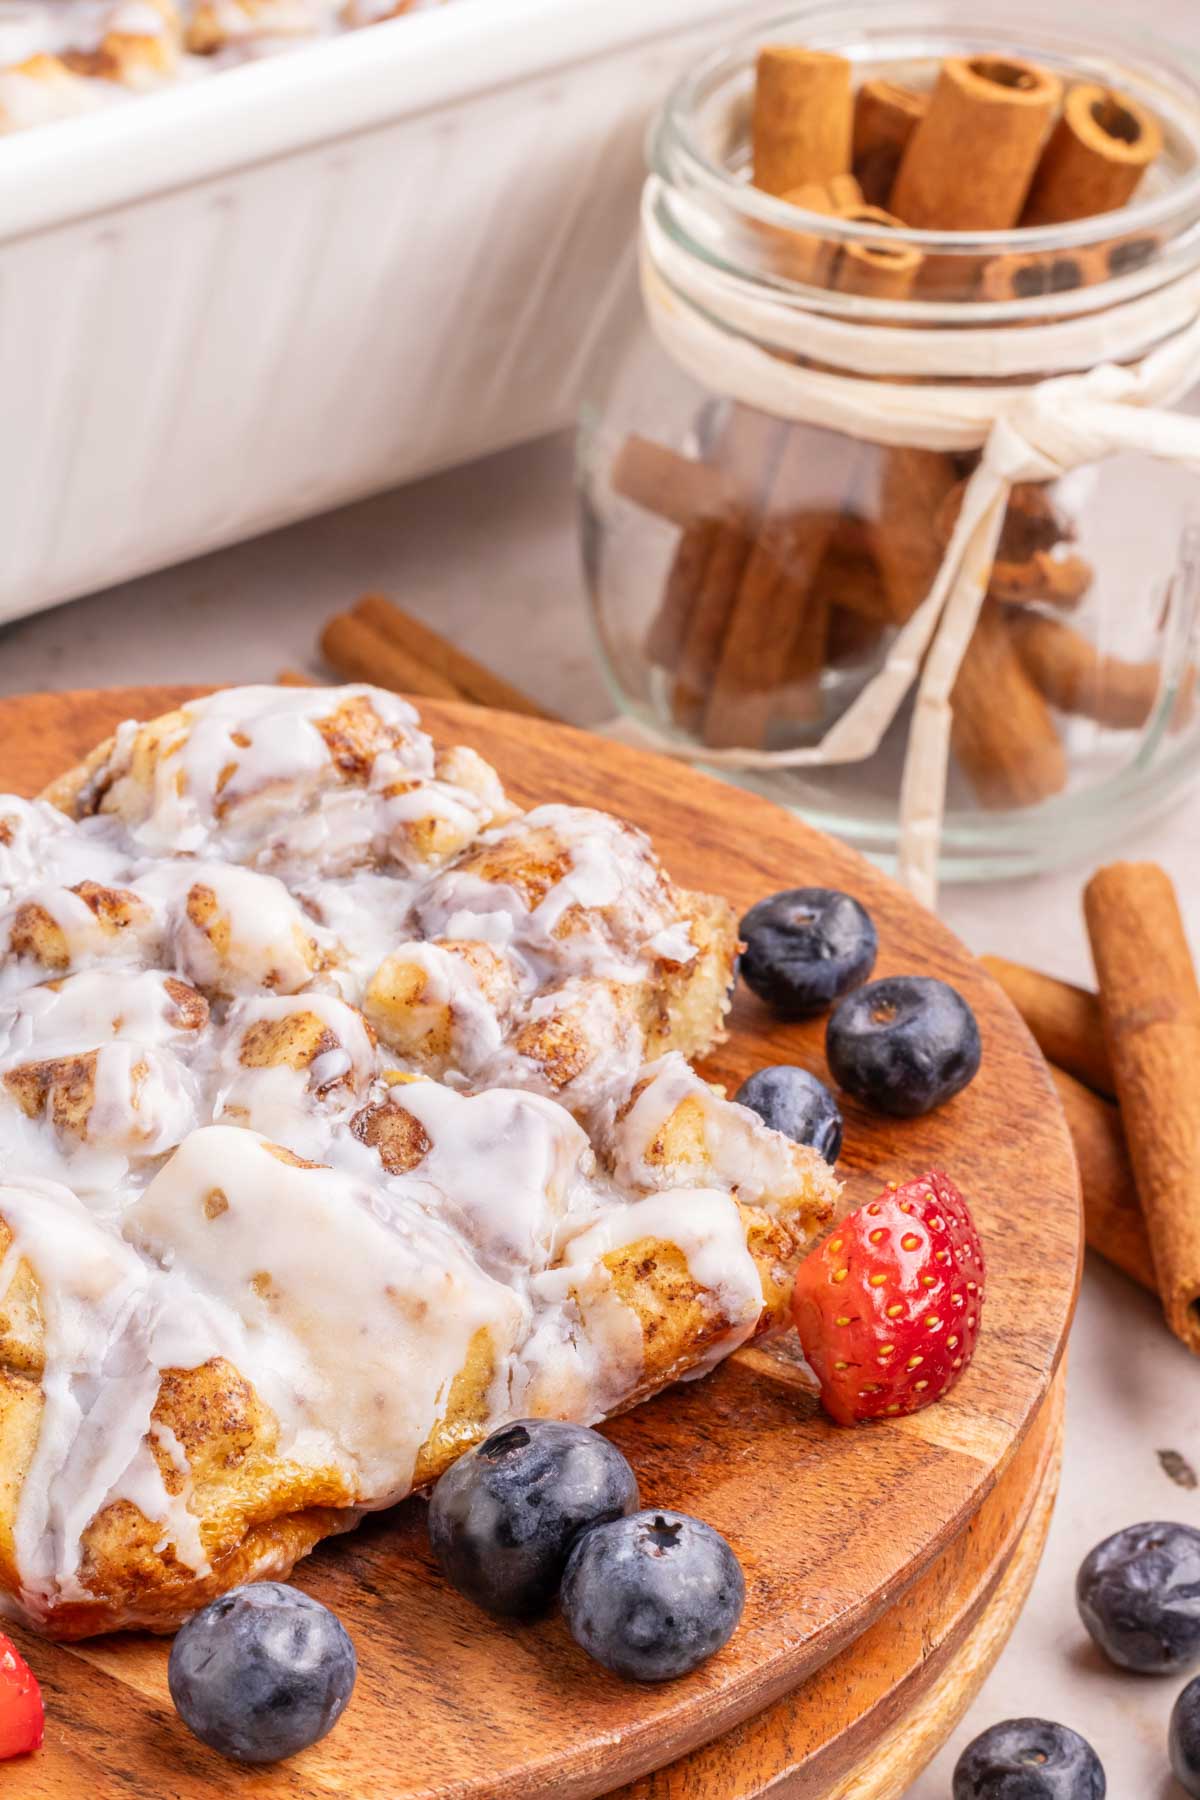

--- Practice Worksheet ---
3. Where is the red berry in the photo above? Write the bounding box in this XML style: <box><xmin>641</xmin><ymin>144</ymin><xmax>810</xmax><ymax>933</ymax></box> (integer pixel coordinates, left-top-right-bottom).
<box><xmin>791</xmin><ymin>1171</ymin><xmax>985</xmax><ymax>1427</ymax></box>
<box><xmin>0</xmin><ymin>1633</ymin><xmax>42</xmax><ymax>1760</ymax></box>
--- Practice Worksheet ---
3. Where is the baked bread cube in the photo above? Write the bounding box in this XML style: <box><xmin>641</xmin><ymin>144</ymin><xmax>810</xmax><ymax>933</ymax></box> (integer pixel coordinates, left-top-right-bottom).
<box><xmin>0</xmin><ymin>879</ymin><xmax>165</xmax><ymax>990</ymax></box>
<box><xmin>602</xmin><ymin>1052</ymin><xmax>842</xmax><ymax>1236</ymax></box>
<box><xmin>213</xmin><ymin>993</ymin><xmax>377</xmax><ymax>1152</ymax></box>
<box><xmin>45</xmin><ymin>686</ymin><xmax>512</xmax><ymax>877</ymax></box>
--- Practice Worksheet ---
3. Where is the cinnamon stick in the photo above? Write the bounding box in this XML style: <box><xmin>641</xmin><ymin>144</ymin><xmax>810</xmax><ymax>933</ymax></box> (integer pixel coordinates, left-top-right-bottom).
<box><xmin>611</xmin><ymin>436</ymin><xmax>738</xmax><ymax>530</ymax></box>
<box><xmin>832</xmin><ymin>204</ymin><xmax>924</xmax><ymax>301</ymax></box>
<box><xmin>1051</xmin><ymin>1065</ymin><xmax>1157</xmax><ymax>1295</ymax></box>
<box><xmin>770</xmin><ymin>515</ymin><xmax>889</xmax><ymax>723</ymax></box>
<box><xmin>1085</xmin><ymin>862</ymin><xmax>1200</xmax><ymax>1352</ymax></box>
<box><xmin>1094</xmin><ymin>228</ymin><xmax>1162</xmax><ymax>282</ymax></box>
<box><xmin>322</xmin><ymin>612</ymin><xmax>463</xmax><ymax>703</ymax></box>
<box><xmin>990</xmin><ymin>551</ymin><xmax>1094</xmax><ymax>609</ymax></box>
<box><xmin>772</xmin><ymin>174</ymin><xmax>862</xmax><ymax>283</ymax></box>
<box><xmin>852</xmin><ymin>78</ymin><xmax>928</xmax><ymax>209</ymax></box>
<box><xmin>702</xmin><ymin>493</ymin><xmax>841</xmax><ymax>746</ymax></box>
<box><xmin>647</xmin><ymin>519</ymin><xmax>720</xmax><ymax>672</ymax></box>
<box><xmin>702</xmin><ymin>430</ymin><xmax>867</xmax><ymax>747</ymax></box>
<box><xmin>752</xmin><ymin>47</ymin><xmax>854</xmax><ymax>198</ymax></box>
<box><xmin>668</xmin><ymin>410</ymin><xmax>787</xmax><ymax>731</ymax></box>
<box><xmin>981</xmin><ymin>955</ymin><xmax>1114</xmax><ymax>1098</ymax></box>
<box><xmin>826</xmin><ymin>602</ymin><xmax>884</xmax><ymax>667</ymax></box>
<box><xmin>350</xmin><ymin>595</ymin><xmax>552</xmax><ymax>720</ymax></box>
<box><xmin>1008</xmin><ymin>612</ymin><xmax>1172</xmax><ymax>730</ymax></box>
<box><xmin>816</xmin><ymin>520</ymin><xmax>889</xmax><ymax>667</ymax></box>
<box><xmin>978</xmin><ymin>249</ymin><xmax>1095</xmax><ymax>302</ymax></box>
<box><xmin>950</xmin><ymin>603</ymin><xmax>1069</xmax><ymax>809</ymax></box>
<box><xmin>935</xmin><ymin>481</ymin><xmax>1093</xmax><ymax>611</ymax></box>
<box><xmin>891</xmin><ymin>56</ymin><xmax>1063</xmax><ymax>231</ymax></box>
<box><xmin>1023</xmin><ymin>84</ymin><xmax>1164</xmax><ymax>226</ymax></box>
<box><xmin>872</xmin><ymin>449</ymin><xmax>962</xmax><ymax>624</ymax></box>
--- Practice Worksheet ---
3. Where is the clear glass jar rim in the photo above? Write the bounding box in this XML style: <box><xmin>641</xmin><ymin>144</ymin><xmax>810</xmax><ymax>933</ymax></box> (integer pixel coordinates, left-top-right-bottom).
<box><xmin>652</xmin><ymin>0</ymin><xmax>1200</xmax><ymax>260</ymax></box>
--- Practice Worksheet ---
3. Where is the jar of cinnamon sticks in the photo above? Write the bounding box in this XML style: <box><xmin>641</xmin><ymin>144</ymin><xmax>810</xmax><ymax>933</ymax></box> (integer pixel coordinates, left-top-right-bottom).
<box><xmin>578</xmin><ymin>0</ymin><xmax>1200</xmax><ymax>897</ymax></box>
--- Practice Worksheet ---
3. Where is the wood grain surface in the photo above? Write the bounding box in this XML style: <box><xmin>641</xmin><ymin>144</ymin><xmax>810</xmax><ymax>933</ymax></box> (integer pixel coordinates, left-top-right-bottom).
<box><xmin>0</xmin><ymin>687</ymin><xmax>1083</xmax><ymax>1800</ymax></box>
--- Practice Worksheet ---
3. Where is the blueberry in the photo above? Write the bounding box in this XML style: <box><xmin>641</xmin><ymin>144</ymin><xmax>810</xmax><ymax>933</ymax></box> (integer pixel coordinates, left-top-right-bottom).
<box><xmin>1076</xmin><ymin>1520</ymin><xmax>1200</xmax><ymax>1674</ymax></box>
<box><xmin>167</xmin><ymin>1583</ymin><xmax>356</xmax><ymax>1765</ymax></box>
<box><xmin>428</xmin><ymin>1419</ymin><xmax>639</xmax><ymax>1619</ymax></box>
<box><xmin>738</xmin><ymin>888</ymin><xmax>877</xmax><ymax>1017</ymax></box>
<box><xmin>952</xmin><ymin>1718</ymin><xmax>1106</xmax><ymax>1798</ymax></box>
<box><xmin>1171</xmin><ymin>1673</ymin><xmax>1200</xmax><ymax>1795</ymax></box>
<box><xmin>560</xmin><ymin>1508</ymin><xmax>744</xmax><ymax>1682</ymax></box>
<box><xmin>826</xmin><ymin>975</ymin><xmax>981</xmax><ymax>1117</ymax></box>
<box><xmin>734</xmin><ymin>1065</ymin><xmax>843</xmax><ymax>1164</ymax></box>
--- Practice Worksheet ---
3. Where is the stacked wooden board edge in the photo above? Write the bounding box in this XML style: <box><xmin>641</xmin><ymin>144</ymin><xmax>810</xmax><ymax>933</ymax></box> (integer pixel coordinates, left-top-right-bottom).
<box><xmin>0</xmin><ymin>687</ymin><xmax>1082</xmax><ymax>1800</ymax></box>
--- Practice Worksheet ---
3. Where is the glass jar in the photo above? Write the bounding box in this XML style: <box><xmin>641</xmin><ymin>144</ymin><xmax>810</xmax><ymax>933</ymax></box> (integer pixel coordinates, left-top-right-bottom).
<box><xmin>577</xmin><ymin>0</ymin><xmax>1200</xmax><ymax>888</ymax></box>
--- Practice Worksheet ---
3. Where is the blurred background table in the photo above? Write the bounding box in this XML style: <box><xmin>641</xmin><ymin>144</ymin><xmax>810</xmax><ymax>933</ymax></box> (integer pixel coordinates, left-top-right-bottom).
<box><xmin>3</xmin><ymin>428</ymin><xmax>1198</xmax><ymax>1793</ymax></box>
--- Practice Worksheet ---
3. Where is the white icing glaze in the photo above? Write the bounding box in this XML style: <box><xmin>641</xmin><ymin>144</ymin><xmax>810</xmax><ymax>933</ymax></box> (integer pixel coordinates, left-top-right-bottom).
<box><xmin>602</xmin><ymin>1051</ymin><xmax>839</xmax><ymax>1221</ymax></box>
<box><xmin>138</xmin><ymin>859</ymin><xmax>332</xmax><ymax>998</ymax></box>
<box><xmin>211</xmin><ymin>991</ymin><xmax>375</xmax><ymax>1152</ymax></box>
<box><xmin>0</xmin><ymin>685</ymin><xmax>816</xmax><ymax>1630</ymax></box>
<box><xmin>126</xmin><ymin>1127</ymin><xmax>529</xmax><ymax>1496</ymax></box>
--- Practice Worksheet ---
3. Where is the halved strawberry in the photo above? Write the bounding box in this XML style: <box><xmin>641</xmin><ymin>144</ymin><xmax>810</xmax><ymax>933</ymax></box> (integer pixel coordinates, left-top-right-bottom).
<box><xmin>0</xmin><ymin>1633</ymin><xmax>42</xmax><ymax>1760</ymax></box>
<box><xmin>792</xmin><ymin>1171</ymin><xmax>985</xmax><ymax>1426</ymax></box>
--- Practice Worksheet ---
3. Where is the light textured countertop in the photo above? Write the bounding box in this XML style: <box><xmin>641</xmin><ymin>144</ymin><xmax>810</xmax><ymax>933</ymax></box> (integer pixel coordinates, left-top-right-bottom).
<box><xmin>3</xmin><ymin>430</ymin><xmax>1198</xmax><ymax>1794</ymax></box>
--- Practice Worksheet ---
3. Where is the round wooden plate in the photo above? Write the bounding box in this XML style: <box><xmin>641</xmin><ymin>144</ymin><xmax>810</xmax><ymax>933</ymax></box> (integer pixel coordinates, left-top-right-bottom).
<box><xmin>0</xmin><ymin>688</ymin><xmax>1082</xmax><ymax>1800</ymax></box>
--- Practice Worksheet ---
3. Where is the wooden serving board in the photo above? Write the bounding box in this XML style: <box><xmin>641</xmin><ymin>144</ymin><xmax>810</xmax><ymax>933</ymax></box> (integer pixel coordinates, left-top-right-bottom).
<box><xmin>0</xmin><ymin>687</ymin><xmax>1082</xmax><ymax>1800</ymax></box>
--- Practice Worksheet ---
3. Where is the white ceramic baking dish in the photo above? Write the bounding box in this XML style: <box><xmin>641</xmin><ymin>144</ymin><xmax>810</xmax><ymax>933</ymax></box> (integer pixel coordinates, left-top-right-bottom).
<box><xmin>0</xmin><ymin>0</ymin><xmax>753</xmax><ymax>625</ymax></box>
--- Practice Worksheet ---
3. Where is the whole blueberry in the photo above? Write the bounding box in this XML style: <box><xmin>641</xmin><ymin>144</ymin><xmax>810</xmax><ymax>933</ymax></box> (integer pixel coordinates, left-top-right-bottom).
<box><xmin>738</xmin><ymin>888</ymin><xmax>877</xmax><ymax>1017</ymax></box>
<box><xmin>1076</xmin><ymin>1520</ymin><xmax>1200</xmax><ymax>1674</ymax></box>
<box><xmin>560</xmin><ymin>1508</ymin><xmax>744</xmax><ymax>1682</ymax></box>
<box><xmin>1171</xmin><ymin>1673</ymin><xmax>1200</xmax><ymax>1795</ymax></box>
<box><xmin>734</xmin><ymin>1065</ymin><xmax>843</xmax><ymax>1165</ymax></box>
<box><xmin>428</xmin><ymin>1419</ymin><xmax>639</xmax><ymax>1619</ymax></box>
<box><xmin>953</xmin><ymin>1718</ymin><xmax>1106</xmax><ymax>1798</ymax></box>
<box><xmin>167</xmin><ymin>1583</ymin><xmax>356</xmax><ymax>1765</ymax></box>
<box><xmin>826</xmin><ymin>975</ymin><xmax>982</xmax><ymax>1117</ymax></box>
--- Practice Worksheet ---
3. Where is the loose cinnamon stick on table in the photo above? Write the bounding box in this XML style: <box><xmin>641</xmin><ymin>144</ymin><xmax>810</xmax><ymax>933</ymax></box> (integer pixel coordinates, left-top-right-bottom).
<box><xmin>1051</xmin><ymin>1065</ymin><xmax>1157</xmax><ymax>1296</ymax></box>
<box><xmin>322</xmin><ymin>611</ymin><xmax>462</xmax><ymax>703</ymax></box>
<box><xmin>354</xmin><ymin>595</ymin><xmax>551</xmax><ymax>720</ymax></box>
<box><xmin>1023</xmin><ymin>84</ymin><xmax>1164</xmax><ymax>226</ymax></box>
<box><xmin>1085</xmin><ymin>862</ymin><xmax>1200</xmax><ymax>1353</ymax></box>
<box><xmin>752</xmin><ymin>47</ymin><xmax>854</xmax><ymax>198</ymax></box>
<box><xmin>852</xmin><ymin>78</ymin><xmax>928</xmax><ymax>209</ymax></box>
<box><xmin>981</xmin><ymin>955</ymin><xmax>1114</xmax><ymax>1098</ymax></box>
<box><xmin>321</xmin><ymin>598</ymin><xmax>553</xmax><ymax>720</ymax></box>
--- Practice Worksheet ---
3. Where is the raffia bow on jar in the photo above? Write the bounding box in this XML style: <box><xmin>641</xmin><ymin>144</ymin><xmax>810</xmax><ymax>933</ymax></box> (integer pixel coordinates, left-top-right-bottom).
<box><xmin>609</xmin><ymin>185</ymin><xmax>1200</xmax><ymax>908</ymax></box>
